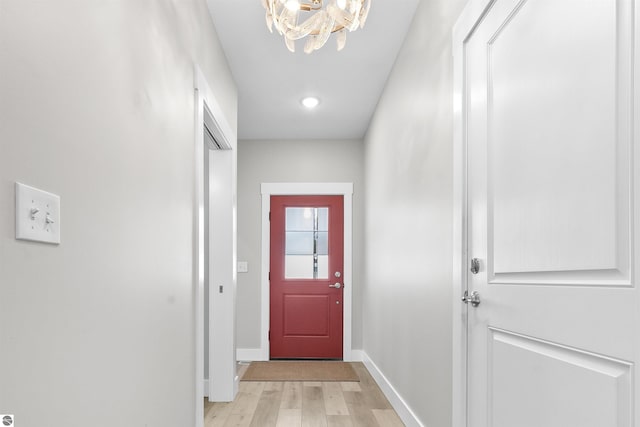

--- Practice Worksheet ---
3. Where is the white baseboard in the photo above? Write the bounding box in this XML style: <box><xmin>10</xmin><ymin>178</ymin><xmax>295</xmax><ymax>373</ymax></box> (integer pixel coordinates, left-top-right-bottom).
<box><xmin>203</xmin><ymin>379</ymin><xmax>209</xmax><ymax>397</ymax></box>
<box><xmin>361</xmin><ymin>352</ymin><xmax>425</xmax><ymax>427</ymax></box>
<box><xmin>236</xmin><ymin>348</ymin><xmax>267</xmax><ymax>362</ymax></box>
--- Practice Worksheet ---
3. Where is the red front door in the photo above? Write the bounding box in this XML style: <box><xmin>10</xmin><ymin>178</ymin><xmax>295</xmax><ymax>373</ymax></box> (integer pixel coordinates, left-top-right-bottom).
<box><xmin>270</xmin><ymin>195</ymin><xmax>344</xmax><ymax>359</ymax></box>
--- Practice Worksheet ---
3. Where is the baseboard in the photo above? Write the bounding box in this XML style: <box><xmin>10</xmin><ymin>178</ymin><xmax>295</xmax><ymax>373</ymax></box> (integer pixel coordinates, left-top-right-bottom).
<box><xmin>203</xmin><ymin>379</ymin><xmax>209</xmax><ymax>397</ymax></box>
<box><xmin>361</xmin><ymin>352</ymin><xmax>425</xmax><ymax>427</ymax></box>
<box><xmin>236</xmin><ymin>348</ymin><xmax>267</xmax><ymax>362</ymax></box>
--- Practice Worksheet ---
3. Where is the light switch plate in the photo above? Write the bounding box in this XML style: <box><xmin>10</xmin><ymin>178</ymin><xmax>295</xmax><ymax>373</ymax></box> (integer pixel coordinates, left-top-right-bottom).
<box><xmin>237</xmin><ymin>261</ymin><xmax>248</xmax><ymax>273</ymax></box>
<box><xmin>15</xmin><ymin>182</ymin><xmax>61</xmax><ymax>244</ymax></box>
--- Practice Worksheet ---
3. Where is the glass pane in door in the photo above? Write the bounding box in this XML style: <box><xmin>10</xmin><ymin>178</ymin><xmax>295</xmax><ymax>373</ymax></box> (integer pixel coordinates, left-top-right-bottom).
<box><xmin>284</xmin><ymin>207</ymin><xmax>329</xmax><ymax>279</ymax></box>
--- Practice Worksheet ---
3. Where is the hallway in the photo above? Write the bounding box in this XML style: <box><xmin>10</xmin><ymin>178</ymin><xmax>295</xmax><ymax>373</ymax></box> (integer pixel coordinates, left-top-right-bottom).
<box><xmin>0</xmin><ymin>0</ymin><xmax>462</xmax><ymax>424</ymax></box>
<box><xmin>9</xmin><ymin>0</ymin><xmax>635</xmax><ymax>426</ymax></box>
<box><xmin>205</xmin><ymin>363</ymin><xmax>404</xmax><ymax>427</ymax></box>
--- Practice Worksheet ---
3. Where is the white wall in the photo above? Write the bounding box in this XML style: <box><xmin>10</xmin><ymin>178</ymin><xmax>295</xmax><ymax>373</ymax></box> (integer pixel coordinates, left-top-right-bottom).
<box><xmin>0</xmin><ymin>1</ymin><xmax>236</xmax><ymax>426</ymax></box>
<box><xmin>236</xmin><ymin>139</ymin><xmax>364</xmax><ymax>353</ymax></box>
<box><xmin>363</xmin><ymin>0</ymin><xmax>467</xmax><ymax>426</ymax></box>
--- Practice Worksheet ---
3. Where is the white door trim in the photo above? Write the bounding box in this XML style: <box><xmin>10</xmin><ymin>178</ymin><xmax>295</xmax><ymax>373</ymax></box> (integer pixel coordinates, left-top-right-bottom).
<box><xmin>260</xmin><ymin>182</ymin><xmax>354</xmax><ymax>361</ymax></box>
<box><xmin>451</xmin><ymin>2</ymin><xmax>495</xmax><ymax>426</ymax></box>
<box><xmin>194</xmin><ymin>66</ymin><xmax>237</xmax><ymax>425</ymax></box>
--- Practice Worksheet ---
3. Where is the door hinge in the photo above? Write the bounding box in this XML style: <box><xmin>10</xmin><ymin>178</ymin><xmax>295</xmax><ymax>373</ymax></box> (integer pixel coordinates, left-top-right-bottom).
<box><xmin>269</xmin><ymin>212</ymin><xmax>271</xmax><ymax>221</ymax></box>
<box><xmin>269</xmin><ymin>272</ymin><xmax>271</xmax><ymax>280</ymax></box>
<box><xmin>268</xmin><ymin>331</ymin><xmax>271</xmax><ymax>341</ymax></box>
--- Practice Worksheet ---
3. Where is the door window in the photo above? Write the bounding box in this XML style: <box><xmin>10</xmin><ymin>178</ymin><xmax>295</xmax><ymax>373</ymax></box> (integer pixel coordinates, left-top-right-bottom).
<box><xmin>284</xmin><ymin>207</ymin><xmax>328</xmax><ymax>279</ymax></box>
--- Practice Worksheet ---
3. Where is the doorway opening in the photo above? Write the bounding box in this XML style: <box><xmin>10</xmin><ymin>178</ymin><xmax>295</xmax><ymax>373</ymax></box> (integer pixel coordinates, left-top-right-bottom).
<box><xmin>259</xmin><ymin>183</ymin><xmax>354</xmax><ymax>362</ymax></box>
<box><xmin>193</xmin><ymin>67</ymin><xmax>237</xmax><ymax>427</ymax></box>
<box><xmin>269</xmin><ymin>195</ymin><xmax>344</xmax><ymax>359</ymax></box>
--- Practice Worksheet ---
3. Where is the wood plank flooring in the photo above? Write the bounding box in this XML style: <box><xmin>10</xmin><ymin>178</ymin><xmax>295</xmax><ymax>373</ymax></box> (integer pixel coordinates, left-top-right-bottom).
<box><xmin>204</xmin><ymin>362</ymin><xmax>405</xmax><ymax>427</ymax></box>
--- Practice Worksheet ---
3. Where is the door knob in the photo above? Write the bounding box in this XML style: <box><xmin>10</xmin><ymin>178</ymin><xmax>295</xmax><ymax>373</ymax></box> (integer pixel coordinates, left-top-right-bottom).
<box><xmin>329</xmin><ymin>283</ymin><xmax>342</xmax><ymax>289</ymax></box>
<box><xmin>462</xmin><ymin>290</ymin><xmax>481</xmax><ymax>307</ymax></box>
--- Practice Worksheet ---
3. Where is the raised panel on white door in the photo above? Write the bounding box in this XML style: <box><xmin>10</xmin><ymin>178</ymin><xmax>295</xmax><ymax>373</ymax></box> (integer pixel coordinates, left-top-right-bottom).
<box><xmin>489</xmin><ymin>329</ymin><xmax>632</xmax><ymax>427</ymax></box>
<box><xmin>486</xmin><ymin>0</ymin><xmax>632</xmax><ymax>284</ymax></box>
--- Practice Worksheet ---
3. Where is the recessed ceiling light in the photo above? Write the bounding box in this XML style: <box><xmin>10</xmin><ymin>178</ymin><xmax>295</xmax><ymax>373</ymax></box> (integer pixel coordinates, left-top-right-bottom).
<box><xmin>301</xmin><ymin>96</ymin><xmax>320</xmax><ymax>109</ymax></box>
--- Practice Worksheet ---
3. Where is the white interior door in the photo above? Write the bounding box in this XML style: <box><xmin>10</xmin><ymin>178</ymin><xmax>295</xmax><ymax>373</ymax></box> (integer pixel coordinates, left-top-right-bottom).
<box><xmin>462</xmin><ymin>0</ymin><xmax>639</xmax><ymax>425</ymax></box>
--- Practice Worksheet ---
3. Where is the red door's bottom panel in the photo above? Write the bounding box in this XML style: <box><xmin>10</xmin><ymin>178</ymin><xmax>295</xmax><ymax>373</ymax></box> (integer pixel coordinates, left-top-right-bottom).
<box><xmin>271</xmin><ymin>291</ymin><xmax>343</xmax><ymax>359</ymax></box>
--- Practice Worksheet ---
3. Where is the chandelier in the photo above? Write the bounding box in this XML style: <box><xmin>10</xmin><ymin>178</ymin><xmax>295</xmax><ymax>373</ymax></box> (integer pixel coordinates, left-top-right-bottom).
<box><xmin>261</xmin><ymin>0</ymin><xmax>372</xmax><ymax>53</ymax></box>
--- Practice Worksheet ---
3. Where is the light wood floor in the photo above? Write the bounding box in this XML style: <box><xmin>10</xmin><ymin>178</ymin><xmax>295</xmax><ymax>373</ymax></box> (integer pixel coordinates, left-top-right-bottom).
<box><xmin>204</xmin><ymin>362</ymin><xmax>405</xmax><ymax>427</ymax></box>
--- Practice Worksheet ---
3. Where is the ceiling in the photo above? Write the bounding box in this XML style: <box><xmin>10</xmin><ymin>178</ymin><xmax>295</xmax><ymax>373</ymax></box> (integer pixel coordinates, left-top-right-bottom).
<box><xmin>206</xmin><ymin>0</ymin><xmax>420</xmax><ymax>140</ymax></box>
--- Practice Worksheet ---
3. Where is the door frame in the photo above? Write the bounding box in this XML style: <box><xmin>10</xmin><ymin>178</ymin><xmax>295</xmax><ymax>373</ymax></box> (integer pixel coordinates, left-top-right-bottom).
<box><xmin>451</xmin><ymin>1</ymin><xmax>496</xmax><ymax>426</ymax></box>
<box><xmin>260</xmin><ymin>183</ymin><xmax>354</xmax><ymax>361</ymax></box>
<box><xmin>194</xmin><ymin>66</ymin><xmax>237</xmax><ymax>424</ymax></box>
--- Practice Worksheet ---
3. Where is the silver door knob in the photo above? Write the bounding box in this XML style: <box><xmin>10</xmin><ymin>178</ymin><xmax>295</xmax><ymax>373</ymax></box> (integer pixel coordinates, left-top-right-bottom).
<box><xmin>462</xmin><ymin>290</ymin><xmax>481</xmax><ymax>307</ymax></box>
<box><xmin>329</xmin><ymin>283</ymin><xmax>342</xmax><ymax>289</ymax></box>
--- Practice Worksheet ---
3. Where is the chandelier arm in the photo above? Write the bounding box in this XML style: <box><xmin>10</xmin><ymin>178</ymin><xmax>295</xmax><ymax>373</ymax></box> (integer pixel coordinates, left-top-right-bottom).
<box><xmin>285</xmin><ymin>12</ymin><xmax>323</xmax><ymax>40</ymax></box>
<box><xmin>359</xmin><ymin>0</ymin><xmax>371</xmax><ymax>28</ymax></box>
<box><xmin>313</xmin><ymin>13</ymin><xmax>335</xmax><ymax>50</ymax></box>
<box><xmin>336</xmin><ymin>28</ymin><xmax>347</xmax><ymax>51</ymax></box>
<box><xmin>277</xmin><ymin>7</ymin><xmax>299</xmax><ymax>35</ymax></box>
<box><xmin>304</xmin><ymin>35</ymin><xmax>318</xmax><ymax>54</ymax></box>
<box><xmin>326</xmin><ymin>4</ymin><xmax>359</xmax><ymax>31</ymax></box>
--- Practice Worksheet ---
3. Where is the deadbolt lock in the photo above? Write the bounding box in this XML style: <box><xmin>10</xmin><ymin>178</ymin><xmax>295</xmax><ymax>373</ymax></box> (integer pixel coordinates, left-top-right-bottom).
<box><xmin>470</xmin><ymin>258</ymin><xmax>480</xmax><ymax>274</ymax></box>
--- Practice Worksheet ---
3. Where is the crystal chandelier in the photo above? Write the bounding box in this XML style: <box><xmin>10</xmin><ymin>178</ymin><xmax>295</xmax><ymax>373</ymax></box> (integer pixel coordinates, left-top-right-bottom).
<box><xmin>261</xmin><ymin>0</ymin><xmax>372</xmax><ymax>53</ymax></box>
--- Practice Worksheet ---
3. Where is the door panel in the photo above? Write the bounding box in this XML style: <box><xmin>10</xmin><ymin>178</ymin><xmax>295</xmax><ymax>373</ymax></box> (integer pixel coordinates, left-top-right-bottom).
<box><xmin>270</xmin><ymin>195</ymin><xmax>344</xmax><ymax>359</ymax></box>
<box><xmin>487</xmin><ymin>0</ymin><xmax>625</xmax><ymax>276</ymax></box>
<box><xmin>464</xmin><ymin>0</ymin><xmax>637</xmax><ymax>425</ymax></box>
<box><xmin>282</xmin><ymin>295</ymin><xmax>330</xmax><ymax>336</ymax></box>
<box><xmin>489</xmin><ymin>329</ymin><xmax>632</xmax><ymax>427</ymax></box>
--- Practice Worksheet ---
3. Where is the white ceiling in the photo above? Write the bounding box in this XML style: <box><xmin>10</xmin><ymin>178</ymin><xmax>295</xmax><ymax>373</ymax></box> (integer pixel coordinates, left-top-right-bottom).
<box><xmin>206</xmin><ymin>0</ymin><xmax>420</xmax><ymax>140</ymax></box>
